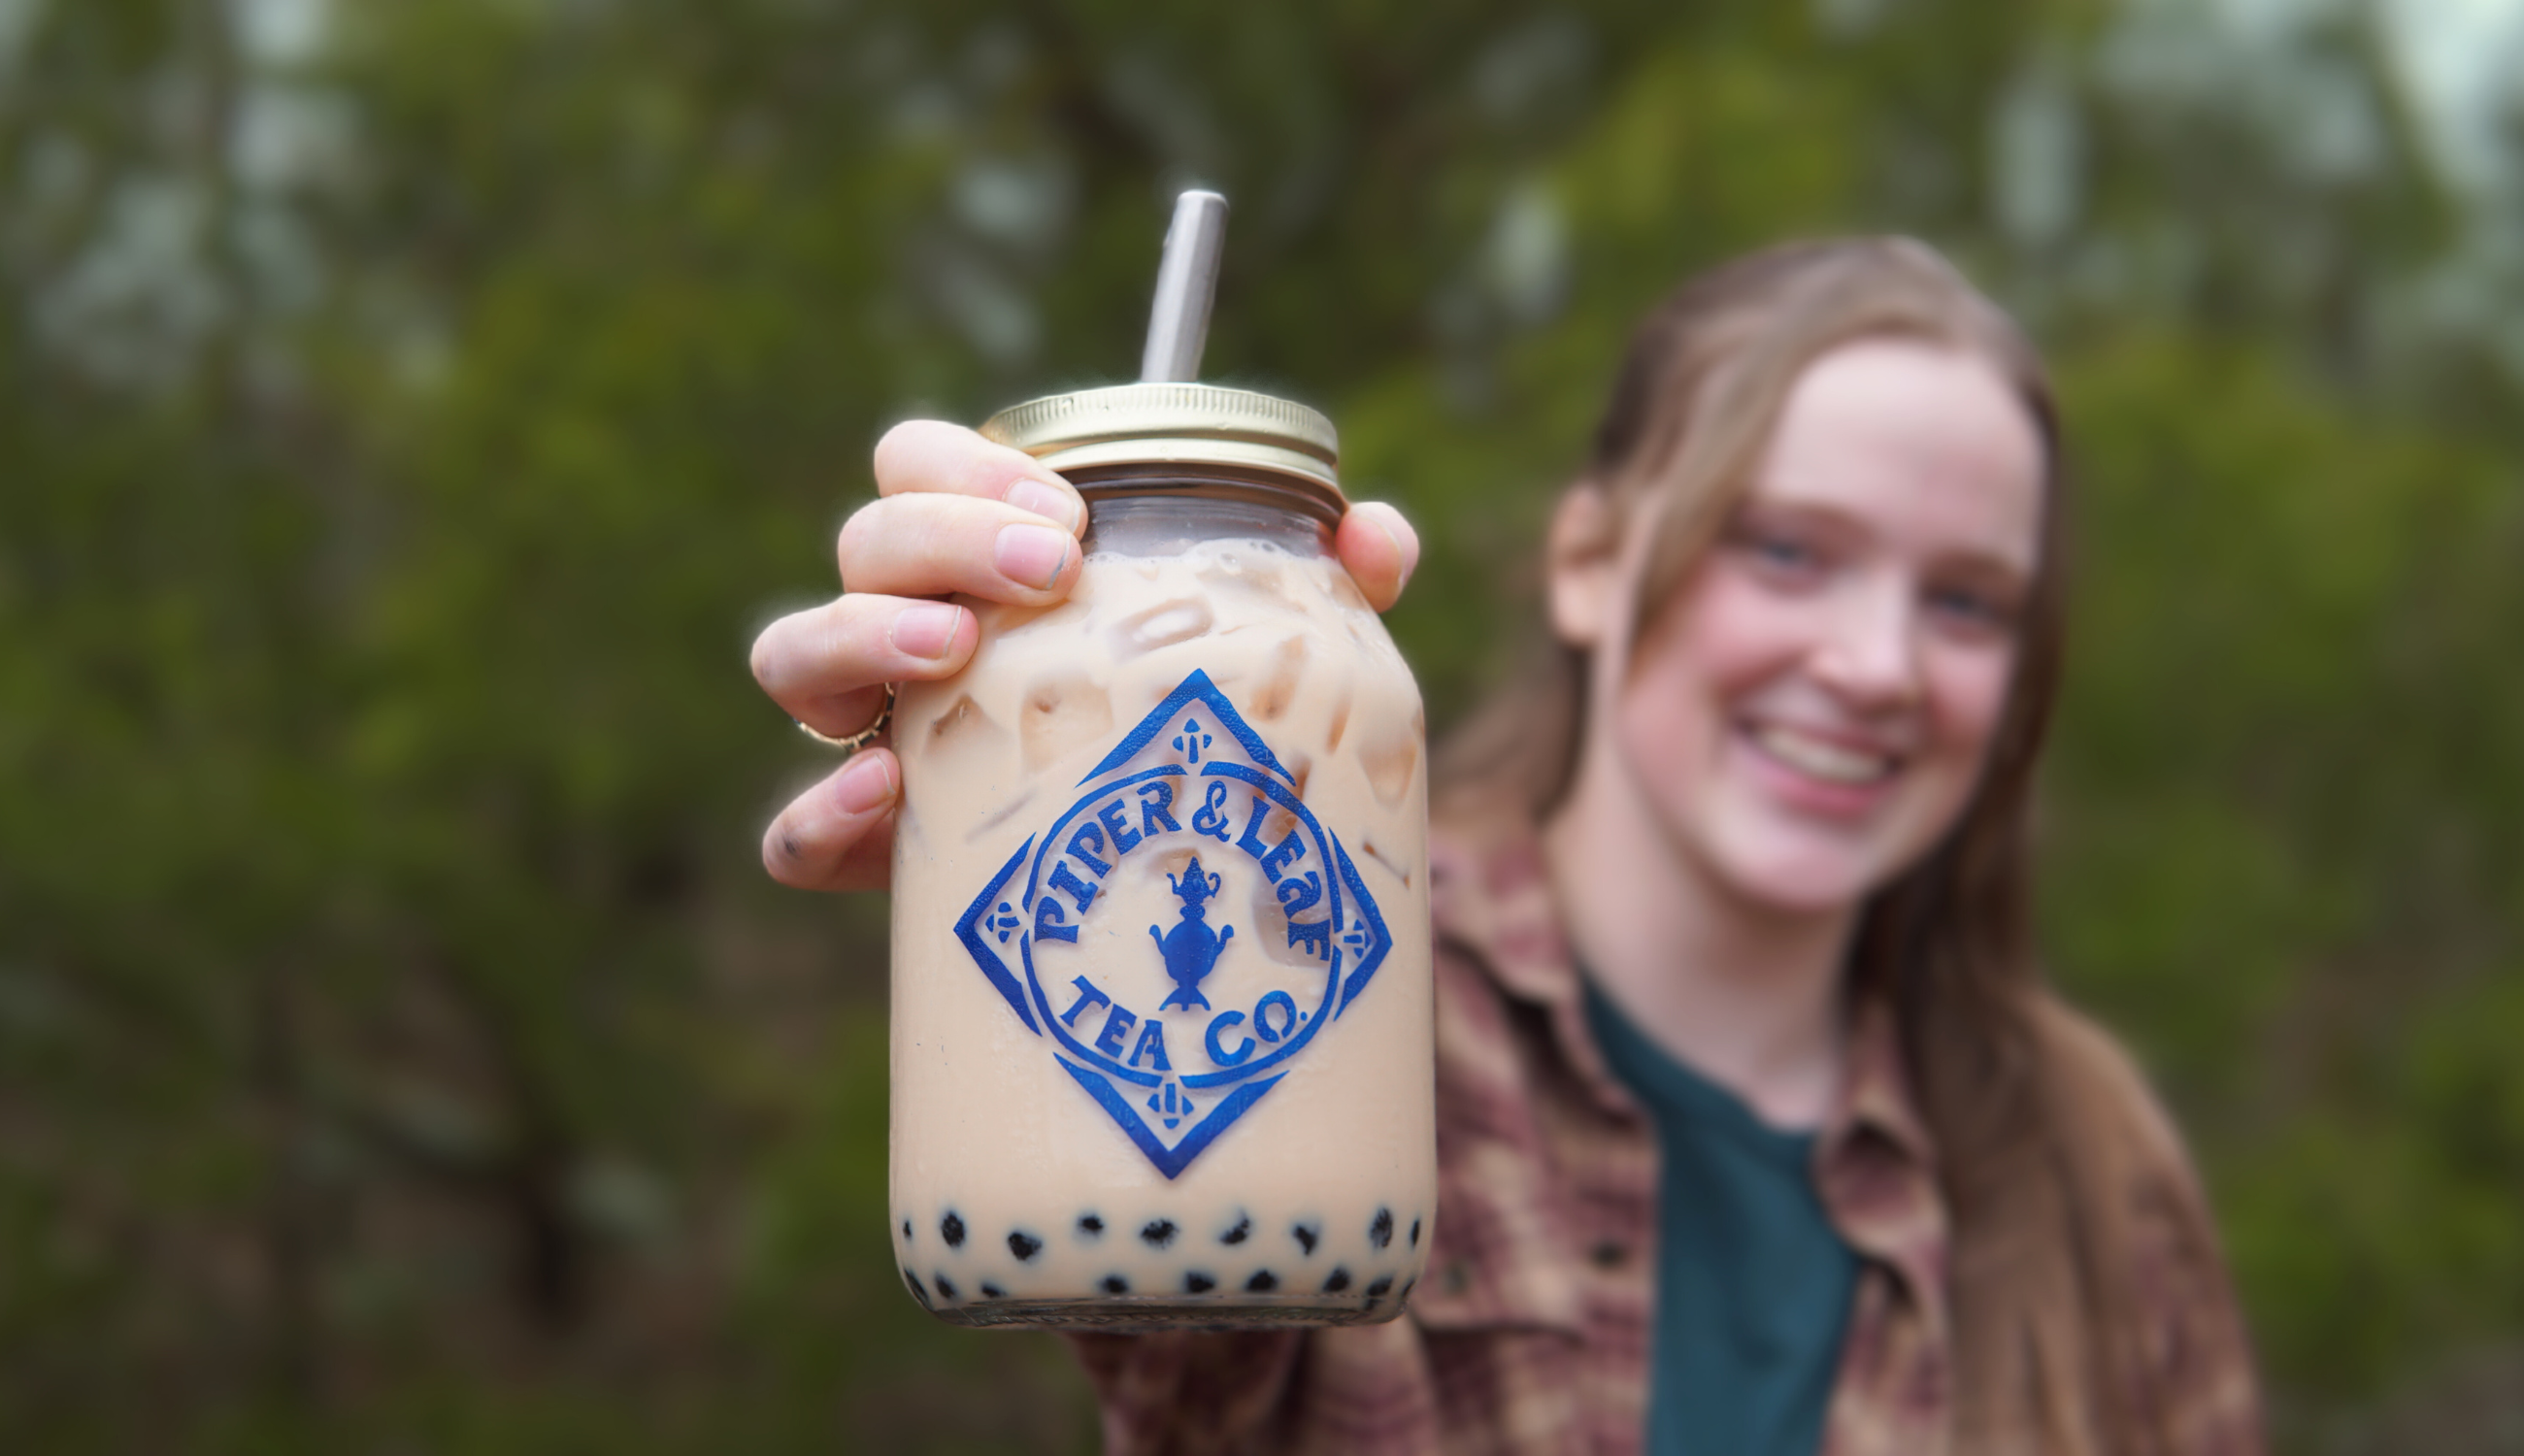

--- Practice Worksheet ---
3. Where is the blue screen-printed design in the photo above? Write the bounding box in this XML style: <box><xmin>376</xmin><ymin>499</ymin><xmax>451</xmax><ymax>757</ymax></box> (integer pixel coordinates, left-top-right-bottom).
<box><xmin>952</xmin><ymin>669</ymin><xmax>1394</xmax><ymax>1179</ymax></box>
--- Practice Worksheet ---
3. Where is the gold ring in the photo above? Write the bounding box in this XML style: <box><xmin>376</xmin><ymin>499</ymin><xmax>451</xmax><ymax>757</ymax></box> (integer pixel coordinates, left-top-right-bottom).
<box><xmin>798</xmin><ymin>682</ymin><xmax>895</xmax><ymax>754</ymax></box>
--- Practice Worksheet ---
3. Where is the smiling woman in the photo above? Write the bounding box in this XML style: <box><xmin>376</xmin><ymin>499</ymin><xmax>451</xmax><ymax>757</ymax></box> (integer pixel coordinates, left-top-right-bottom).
<box><xmin>1065</xmin><ymin>242</ymin><xmax>2263</xmax><ymax>1454</ymax></box>
<box><xmin>755</xmin><ymin>238</ymin><xmax>2265</xmax><ymax>1455</ymax></box>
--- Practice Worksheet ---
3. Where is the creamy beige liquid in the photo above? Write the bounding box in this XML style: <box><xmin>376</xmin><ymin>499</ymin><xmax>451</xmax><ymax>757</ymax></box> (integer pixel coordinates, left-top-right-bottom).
<box><xmin>890</xmin><ymin>524</ymin><xmax>1433</xmax><ymax>1327</ymax></box>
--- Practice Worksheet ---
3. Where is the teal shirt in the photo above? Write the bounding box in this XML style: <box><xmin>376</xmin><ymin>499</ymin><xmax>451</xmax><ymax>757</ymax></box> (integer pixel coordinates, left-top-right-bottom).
<box><xmin>1583</xmin><ymin>981</ymin><xmax>1859</xmax><ymax>1456</ymax></box>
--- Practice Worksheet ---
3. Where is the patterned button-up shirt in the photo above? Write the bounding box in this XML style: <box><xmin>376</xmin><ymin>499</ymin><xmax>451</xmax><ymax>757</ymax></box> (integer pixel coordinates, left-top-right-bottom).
<box><xmin>1069</xmin><ymin>819</ymin><xmax>2264</xmax><ymax>1454</ymax></box>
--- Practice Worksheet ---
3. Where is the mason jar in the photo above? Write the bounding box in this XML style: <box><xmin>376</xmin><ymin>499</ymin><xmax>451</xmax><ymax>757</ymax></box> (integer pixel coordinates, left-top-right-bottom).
<box><xmin>886</xmin><ymin>383</ymin><xmax>1433</xmax><ymax>1328</ymax></box>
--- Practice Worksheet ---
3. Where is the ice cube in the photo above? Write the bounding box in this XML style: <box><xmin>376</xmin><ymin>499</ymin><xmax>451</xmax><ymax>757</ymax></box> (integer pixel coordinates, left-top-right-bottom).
<box><xmin>1248</xmin><ymin>636</ymin><xmax>1308</xmax><ymax>722</ymax></box>
<box><xmin>1020</xmin><ymin>670</ymin><xmax>1114</xmax><ymax>772</ymax></box>
<box><xmin>915</xmin><ymin>692</ymin><xmax>1012</xmax><ymax>779</ymax></box>
<box><xmin>1358</xmin><ymin>836</ymin><xmax>1413</xmax><ymax>888</ymax></box>
<box><xmin>1322</xmin><ymin>684</ymin><xmax>1354</xmax><ymax>755</ymax></box>
<box><xmin>1360</xmin><ymin>709</ymin><xmax>1422</xmax><ymax>809</ymax></box>
<box><xmin>1111</xmin><ymin>598</ymin><xmax>1214</xmax><ymax>657</ymax></box>
<box><xmin>1198</xmin><ymin>554</ymin><xmax>1296</xmax><ymax>611</ymax></box>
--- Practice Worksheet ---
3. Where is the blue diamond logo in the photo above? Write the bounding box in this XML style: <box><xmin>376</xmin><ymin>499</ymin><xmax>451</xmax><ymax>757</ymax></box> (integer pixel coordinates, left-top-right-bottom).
<box><xmin>952</xmin><ymin>670</ymin><xmax>1393</xmax><ymax>1178</ymax></box>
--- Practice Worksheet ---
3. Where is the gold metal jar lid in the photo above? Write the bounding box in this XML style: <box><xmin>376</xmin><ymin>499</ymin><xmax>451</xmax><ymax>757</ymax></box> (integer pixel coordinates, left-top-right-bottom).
<box><xmin>980</xmin><ymin>382</ymin><xmax>1344</xmax><ymax>513</ymax></box>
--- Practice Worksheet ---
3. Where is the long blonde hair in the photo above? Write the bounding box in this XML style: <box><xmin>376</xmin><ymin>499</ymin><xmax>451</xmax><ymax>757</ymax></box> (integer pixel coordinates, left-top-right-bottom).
<box><xmin>1439</xmin><ymin>238</ymin><xmax>2184</xmax><ymax>1452</ymax></box>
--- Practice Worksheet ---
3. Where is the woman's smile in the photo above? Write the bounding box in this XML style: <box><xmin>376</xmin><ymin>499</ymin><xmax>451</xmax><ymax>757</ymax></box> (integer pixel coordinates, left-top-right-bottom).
<box><xmin>1740</xmin><ymin>717</ymin><xmax>1903</xmax><ymax>802</ymax></box>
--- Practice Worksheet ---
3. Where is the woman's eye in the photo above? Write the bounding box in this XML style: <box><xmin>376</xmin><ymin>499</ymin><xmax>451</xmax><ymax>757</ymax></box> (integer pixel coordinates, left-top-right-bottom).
<box><xmin>1928</xmin><ymin>584</ymin><xmax>2017</xmax><ymax>634</ymax></box>
<box><xmin>1737</xmin><ymin>529</ymin><xmax>1822</xmax><ymax>577</ymax></box>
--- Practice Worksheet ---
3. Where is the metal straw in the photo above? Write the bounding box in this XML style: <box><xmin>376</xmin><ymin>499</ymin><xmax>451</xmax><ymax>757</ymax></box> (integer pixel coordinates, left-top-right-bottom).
<box><xmin>1139</xmin><ymin>190</ymin><xmax>1229</xmax><ymax>383</ymax></box>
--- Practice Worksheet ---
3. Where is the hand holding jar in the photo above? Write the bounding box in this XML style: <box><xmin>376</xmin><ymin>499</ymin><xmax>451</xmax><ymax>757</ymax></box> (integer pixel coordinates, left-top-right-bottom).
<box><xmin>749</xmin><ymin>419</ymin><xmax>1416</xmax><ymax>894</ymax></box>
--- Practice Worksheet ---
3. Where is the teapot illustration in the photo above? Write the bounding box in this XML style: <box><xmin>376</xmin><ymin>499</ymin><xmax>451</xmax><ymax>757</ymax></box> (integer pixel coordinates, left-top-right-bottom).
<box><xmin>1150</xmin><ymin>857</ymin><xmax>1235</xmax><ymax>1011</ymax></box>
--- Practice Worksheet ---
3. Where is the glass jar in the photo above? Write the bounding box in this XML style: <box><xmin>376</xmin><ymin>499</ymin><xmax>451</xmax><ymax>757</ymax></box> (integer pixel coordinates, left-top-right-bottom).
<box><xmin>887</xmin><ymin>383</ymin><xmax>1433</xmax><ymax>1328</ymax></box>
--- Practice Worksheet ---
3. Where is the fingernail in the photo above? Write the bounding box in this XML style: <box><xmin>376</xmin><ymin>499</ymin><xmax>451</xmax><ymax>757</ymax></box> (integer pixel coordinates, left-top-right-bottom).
<box><xmin>994</xmin><ymin>522</ymin><xmax>1072</xmax><ymax>590</ymax></box>
<box><xmin>835</xmin><ymin>752</ymin><xmax>896</xmax><ymax>814</ymax></box>
<box><xmin>1363</xmin><ymin>507</ymin><xmax>1423</xmax><ymax>592</ymax></box>
<box><xmin>890</xmin><ymin>602</ymin><xmax>964</xmax><ymax>659</ymax></box>
<box><xmin>1006</xmin><ymin>478</ymin><xmax>1082</xmax><ymax>532</ymax></box>
<box><xmin>1372</xmin><ymin>514</ymin><xmax>1415</xmax><ymax>592</ymax></box>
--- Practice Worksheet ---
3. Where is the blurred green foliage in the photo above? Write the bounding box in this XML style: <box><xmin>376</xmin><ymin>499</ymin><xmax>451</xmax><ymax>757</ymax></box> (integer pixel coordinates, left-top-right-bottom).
<box><xmin>0</xmin><ymin>0</ymin><xmax>2518</xmax><ymax>1450</ymax></box>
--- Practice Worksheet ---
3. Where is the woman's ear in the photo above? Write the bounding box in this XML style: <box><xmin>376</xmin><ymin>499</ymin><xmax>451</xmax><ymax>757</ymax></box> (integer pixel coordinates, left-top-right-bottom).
<box><xmin>1546</xmin><ymin>485</ymin><xmax>1621</xmax><ymax>648</ymax></box>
